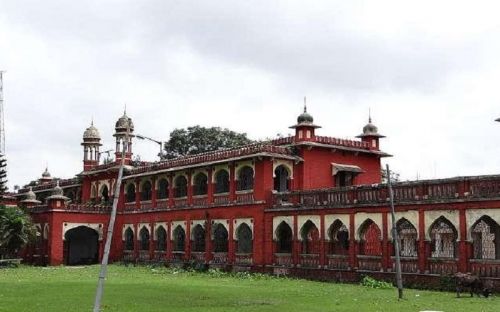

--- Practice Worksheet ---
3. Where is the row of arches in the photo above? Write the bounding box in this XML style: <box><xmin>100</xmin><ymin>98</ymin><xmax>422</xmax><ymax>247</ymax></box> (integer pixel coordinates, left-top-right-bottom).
<box><xmin>124</xmin><ymin>165</ymin><xmax>292</xmax><ymax>202</ymax></box>
<box><xmin>274</xmin><ymin>215</ymin><xmax>500</xmax><ymax>260</ymax></box>
<box><xmin>123</xmin><ymin>223</ymin><xmax>254</xmax><ymax>254</ymax></box>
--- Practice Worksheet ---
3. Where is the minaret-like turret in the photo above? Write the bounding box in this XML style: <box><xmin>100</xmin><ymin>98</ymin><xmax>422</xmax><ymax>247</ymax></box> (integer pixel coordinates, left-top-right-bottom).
<box><xmin>81</xmin><ymin>120</ymin><xmax>102</xmax><ymax>171</ymax></box>
<box><xmin>289</xmin><ymin>97</ymin><xmax>321</xmax><ymax>142</ymax></box>
<box><xmin>356</xmin><ymin>113</ymin><xmax>385</xmax><ymax>150</ymax></box>
<box><xmin>39</xmin><ymin>167</ymin><xmax>53</xmax><ymax>184</ymax></box>
<box><xmin>113</xmin><ymin>110</ymin><xmax>134</xmax><ymax>164</ymax></box>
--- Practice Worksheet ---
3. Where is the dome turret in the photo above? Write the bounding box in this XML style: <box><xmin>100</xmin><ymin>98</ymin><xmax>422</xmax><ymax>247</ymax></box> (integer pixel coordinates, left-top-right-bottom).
<box><xmin>115</xmin><ymin>110</ymin><xmax>134</xmax><ymax>132</ymax></box>
<box><xmin>356</xmin><ymin>116</ymin><xmax>385</xmax><ymax>139</ymax></box>
<box><xmin>42</xmin><ymin>167</ymin><xmax>51</xmax><ymax>178</ymax></box>
<box><xmin>83</xmin><ymin>121</ymin><xmax>101</xmax><ymax>140</ymax></box>
<box><xmin>289</xmin><ymin>98</ymin><xmax>321</xmax><ymax>130</ymax></box>
<box><xmin>46</xmin><ymin>181</ymin><xmax>69</xmax><ymax>201</ymax></box>
<box><xmin>20</xmin><ymin>187</ymin><xmax>41</xmax><ymax>205</ymax></box>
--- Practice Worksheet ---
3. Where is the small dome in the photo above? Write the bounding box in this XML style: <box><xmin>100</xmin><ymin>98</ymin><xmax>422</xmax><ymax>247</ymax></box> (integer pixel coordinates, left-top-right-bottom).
<box><xmin>362</xmin><ymin>121</ymin><xmax>379</xmax><ymax>135</ymax></box>
<box><xmin>115</xmin><ymin>111</ymin><xmax>134</xmax><ymax>132</ymax></box>
<box><xmin>51</xmin><ymin>181</ymin><xmax>63</xmax><ymax>196</ymax></box>
<box><xmin>297</xmin><ymin>111</ymin><xmax>314</xmax><ymax>124</ymax></box>
<box><xmin>25</xmin><ymin>187</ymin><xmax>37</xmax><ymax>201</ymax></box>
<box><xmin>42</xmin><ymin>167</ymin><xmax>51</xmax><ymax>178</ymax></box>
<box><xmin>83</xmin><ymin>121</ymin><xmax>101</xmax><ymax>140</ymax></box>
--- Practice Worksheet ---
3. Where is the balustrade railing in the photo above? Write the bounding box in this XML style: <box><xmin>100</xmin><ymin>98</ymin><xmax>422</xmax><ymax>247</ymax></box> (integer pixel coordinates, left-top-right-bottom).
<box><xmin>235</xmin><ymin>253</ymin><xmax>253</xmax><ymax>265</ymax></box>
<box><xmin>272</xmin><ymin>175</ymin><xmax>500</xmax><ymax>209</ymax></box>
<box><xmin>156</xmin><ymin>199</ymin><xmax>169</xmax><ymax>209</ymax></box>
<box><xmin>214</xmin><ymin>194</ymin><xmax>230</xmax><ymax>205</ymax></box>
<box><xmin>211</xmin><ymin>252</ymin><xmax>228</xmax><ymax>264</ymax></box>
<box><xmin>124</xmin><ymin>202</ymin><xmax>136</xmax><ymax>211</ymax></box>
<box><xmin>428</xmin><ymin>258</ymin><xmax>458</xmax><ymax>275</ymax></box>
<box><xmin>192</xmin><ymin>196</ymin><xmax>208</xmax><ymax>207</ymax></box>
<box><xmin>299</xmin><ymin>254</ymin><xmax>320</xmax><ymax>268</ymax></box>
<box><xmin>140</xmin><ymin>201</ymin><xmax>153</xmax><ymax>210</ymax></box>
<box><xmin>174</xmin><ymin>198</ymin><xmax>189</xmax><ymax>208</ymax></box>
<box><xmin>357</xmin><ymin>255</ymin><xmax>382</xmax><ymax>271</ymax></box>
<box><xmin>171</xmin><ymin>251</ymin><xmax>185</xmax><ymax>262</ymax></box>
<box><xmin>391</xmin><ymin>256</ymin><xmax>418</xmax><ymax>273</ymax></box>
<box><xmin>236</xmin><ymin>192</ymin><xmax>254</xmax><ymax>204</ymax></box>
<box><xmin>470</xmin><ymin>259</ymin><xmax>500</xmax><ymax>278</ymax></box>
<box><xmin>274</xmin><ymin>253</ymin><xmax>293</xmax><ymax>267</ymax></box>
<box><xmin>327</xmin><ymin>254</ymin><xmax>350</xmax><ymax>270</ymax></box>
<box><xmin>191</xmin><ymin>252</ymin><xmax>205</xmax><ymax>262</ymax></box>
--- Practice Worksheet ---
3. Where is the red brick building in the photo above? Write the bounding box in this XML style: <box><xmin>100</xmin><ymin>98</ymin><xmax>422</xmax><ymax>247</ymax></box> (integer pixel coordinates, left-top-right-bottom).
<box><xmin>15</xmin><ymin>108</ymin><xmax>500</xmax><ymax>286</ymax></box>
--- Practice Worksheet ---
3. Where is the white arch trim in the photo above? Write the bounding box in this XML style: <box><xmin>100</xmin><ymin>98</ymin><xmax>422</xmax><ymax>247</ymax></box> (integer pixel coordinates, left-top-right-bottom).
<box><xmin>297</xmin><ymin>215</ymin><xmax>321</xmax><ymax>241</ymax></box>
<box><xmin>211</xmin><ymin>219</ymin><xmax>230</xmax><ymax>239</ymax></box>
<box><xmin>324</xmin><ymin>214</ymin><xmax>350</xmax><ymax>241</ymax></box>
<box><xmin>98</xmin><ymin>179</ymin><xmax>111</xmax><ymax>195</ymax></box>
<box><xmin>234</xmin><ymin>218</ymin><xmax>254</xmax><ymax>240</ymax></box>
<box><xmin>212</xmin><ymin>166</ymin><xmax>230</xmax><ymax>183</ymax></box>
<box><xmin>234</xmin><ymin>161</ymin><xmax>255</xmax><ymax>181</ymax></box>
<box><xmin>191</xmin><ymin>169</ymin><xmax>208</xmax><ymax>186</ymax></box>
<box><xmin>122</xmin><ymin>224</ymin><xmax>134</xmax><ymax>241</ymax></box>
<box><xmin>466</xmin><ymin>208</ymin><xmax>500</xmax><ymax>241</ymax></box>
<box><xmin>43</xmin><ymin>224</ymin><xmax>50</xmax><ymax>240</ymax></box>
<box><xmin>63</xmin><ymin>223</ymin><xmax>103</xmax><ymax>241</ymax></box>
<box><xmin>155</xmin><ymin>175</ymin><xmax>169</xmax><ymax>189</ymax></box>
<box><xmin>273</xmin><ymin>160</ymin><xmax>294</xmax><ymax>179</ymax></box>
<box><xmin>34</xmin><ymin>223</ymin><xmax>42</xmax><ymax>237</ymax></box>
<box><xmin>190</xmin><ymin>220</ymin><xmax>206</xmax><ymax>240</ymax></box>
<box><xmin>355</xmin><ymin>212</ymin><xmax>383</xmax><ymax>240</ymax></box>
<box><xmin>154</xmin><ymin>222</ymin><xmax>168</xmax><ymax>240</ymax></box>
<box><xmin>170</xmin><ymin>221</ymin><xmax>186</xmax><ymax>239</ymax></box>
<box><xmin>139</xmin><ymin>178</ymin><xmax>153</xmax><ymax>189</ymax></box>
<box><xmin>272</xmin><ymin>216</ymin><xmax>294</xmax><ymax>240</ymax></box>
<box><xmin>137</xmin><ymin>223</ymin><xmax>152</xmax><ymax>240</ymax></box>
<box><xmin>387</xmin><ymin>211</ymin><xmax>420</xmax><ymax>240</ymax></box>
<box><xmin>425</xmin><ymin>210</ymin><xmax>460</xmax><ymax>240</ymax></box>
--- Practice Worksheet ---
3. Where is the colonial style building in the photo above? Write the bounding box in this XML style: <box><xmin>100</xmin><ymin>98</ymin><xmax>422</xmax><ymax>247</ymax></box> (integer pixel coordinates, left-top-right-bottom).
<box><xmin>15</xmin><ymin>107</ymin><xmax>500</xmax><ymax>287</ymax></box>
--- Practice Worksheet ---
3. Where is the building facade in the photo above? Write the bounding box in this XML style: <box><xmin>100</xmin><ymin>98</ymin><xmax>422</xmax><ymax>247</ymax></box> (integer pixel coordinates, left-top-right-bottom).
<box><xmin>15</xmin><ymin>108</ymin><xmax>500</xmax><ymax>287</ymax></box>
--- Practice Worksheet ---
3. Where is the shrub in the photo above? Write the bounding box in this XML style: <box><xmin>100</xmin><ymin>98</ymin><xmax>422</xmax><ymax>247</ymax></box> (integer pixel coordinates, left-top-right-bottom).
<box><xmin>360</xmin><ymin>276</ymin><xmax>393</xmax><ymax>289</ymax></box>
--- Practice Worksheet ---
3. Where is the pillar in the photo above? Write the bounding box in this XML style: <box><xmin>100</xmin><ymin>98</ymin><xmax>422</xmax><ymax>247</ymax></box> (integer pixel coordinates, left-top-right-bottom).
<box><xmin>229</xmin><ymin>162</ymin><xmax>236</xmax><ymax>202</ymax></box>
<box><xmin>319</xmin><ymin>213</ymin><xmax>326</xmax><ymax>267</ymax></box>
<box><xmin>151</xmin><ymin>177</ymin><xmax>157</xmax><ymax>209</ymax></box>
<box><xmin>417</xmin><ymin>209</ymin><xmax>427</xmax><ymax>273</ymax></box>
<box><xmin>458</xmin><ymin>209</ymin><xmax>468</xmax><ymax>273</ymax></box>
<box><xmin>228</xmin><ymin>219</ymin><xmax>235</xmax><ymax>264</ymax></box>
<box><xmin>382</xmin><ymin>211</ymin><xmax>389</xmax><ymax>271</ymax></box>
<box><xmin>349</xmin><ymin>213</ymin><xmax>357</xmax><ymax>269</ymax></box>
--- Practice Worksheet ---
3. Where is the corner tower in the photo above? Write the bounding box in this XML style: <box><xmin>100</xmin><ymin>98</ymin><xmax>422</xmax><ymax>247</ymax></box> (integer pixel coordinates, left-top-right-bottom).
<box><xmin>289</xmin><ymin>98</ymin><xmax>321</xmax><ymax>142</ymax></box>
<box><xmin>113</xmin><ymin>110</ymin><xmax>134</xmax><ymax>164</ymax></box>
<box><xmin>356</xmin><ymin>114</ymin><xmax>385</xmax><ymax>150</ymax></box>
<box><xmin>81</xmin><ymin>121</ymin><xmax>102</xmax><ymax>171</ymax></box>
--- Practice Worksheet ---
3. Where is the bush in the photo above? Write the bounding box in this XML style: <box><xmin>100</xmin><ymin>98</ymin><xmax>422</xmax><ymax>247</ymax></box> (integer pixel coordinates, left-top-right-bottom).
<box><xmin>360</xmin><ymin>276</ymin><xmax>393</xmax><ymax>289</ymax></box>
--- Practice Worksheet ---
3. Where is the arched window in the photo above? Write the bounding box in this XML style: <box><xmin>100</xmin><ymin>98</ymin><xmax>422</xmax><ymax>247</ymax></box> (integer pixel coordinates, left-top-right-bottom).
<box><xmin>212</xmin><ymin>223</ymin><xmax>228</xmax><ymax>253</ymax></box>
<box><xmin>215</xmin><ymin>170</ymin><xmax>230</xmax><ymax>194</ymax></box>
<box><xmin>172</xmin><ymin>226</ymin><xmax>185</xmax><ymax>252</ymax></box>
<box><xmin>174</xmin><ymin>176</ymin><xmax>188</xmax><ymax>198</ymax></box>
<box><xmin>100</xmin><ymin>185</ymin><xmax>109</xmax><ymax>203</ymax></box>
<box><xmin>193</xmin><ymin>173</ymin><xmax>208</xmax><ymax>196</ymax></box>
<box><xmin>430</xmin><ymin>217</ymin><xmax>457</xmax><ymax>258</ymax></box>
<box><xmin>359</xmin><ymin>220</ymin><xmax>382</xmax><ymax>256</ymax></box>
<box><xmin>328</xmin><ymin>220</ymin><xmax>349</xmax><ymax>255</ymax></box>
<box><xmin>236</xmin><ymin>223</ymin><xmax>253</xmax><ymax>253</ymax></box>
<box><xmin>192</xmin><ymin>225</ymin><xmax>205</xmax><ymax>252</ymax></box>
<box><xmin>126</xmin><ymin>184</ymin><xmax>136</xmax><ymax>203</ymax></box>
<box><xmin>156</xmin><ymin>226</ymin><xmax>167</xmax><ymax>251</ymax></box>
<box><xmin>124</xmin><ymin>228</ymin><xmax>134</xmax><ymax>251</ymax></box>
<box><xmin>237</xmin><ymin>166</ymin><xmax>254</xmax><ymax>191</ymax></box>
<box><xmin>274</xmin><ymin>165</ymin><xmax>290</xmax><ymax>192</ymax></box>
<box><xmin>91</xmin><ymin>185</ymin><xmax>98</xmax><ymax>199</ymax></box>
<box><xmin>140</xmin><ymin>227</ymin><xmax>150</xmax><ymax>251</ymax></box>
<box><xmin>471</xmin><ymin>216</ymin><xmax>500</xmax><ymax>260</ymax></box>
<box><xmin>157</xmin><ymin>178</ymin><xmax>169</xmax><ymax>199</ymax></box>
<box><xmin>276</xmin><ymin>222</ymin><xmax>293</xmax><ymax>253</ymax></box>
<box><xmin>300</xmin><ymin>220</ymin><xmax>320</xmax><ymax>254</ymax></box>
<box><xmin>396</xmin><ymin>219</ymin><xmax>417</xmax><ymax>257</ymax></box>
<box><xmin>141</xmin><ymin>181</ymin><xmax>152</xmax><ymax>201</ymax></box>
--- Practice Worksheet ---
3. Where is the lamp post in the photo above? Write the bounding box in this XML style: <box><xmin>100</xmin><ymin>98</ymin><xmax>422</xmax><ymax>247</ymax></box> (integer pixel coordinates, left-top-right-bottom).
<box><xmin>135</xmin><ymin>134</ymin><xmax>165</xmax><ymax>160</ymax></box>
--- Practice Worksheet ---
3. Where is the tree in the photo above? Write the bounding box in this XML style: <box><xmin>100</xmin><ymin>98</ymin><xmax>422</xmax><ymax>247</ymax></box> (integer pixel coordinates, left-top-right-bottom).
<box><xmin>163</xmin><ymin>126</ymin><xmax>254</xmax><ymax>159</ymax></box>
<box><xmin>0</xmin><ymin>205</ymin><xmax>37</xmax><ymax>259</ymax></box>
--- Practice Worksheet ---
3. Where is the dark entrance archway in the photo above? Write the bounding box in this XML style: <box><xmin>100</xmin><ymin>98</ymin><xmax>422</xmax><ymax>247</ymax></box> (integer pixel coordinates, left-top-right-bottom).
<box><xmin>64</xmin><ymin>226</ymin><xmax>99</xmax><ymax>265</ymax></box>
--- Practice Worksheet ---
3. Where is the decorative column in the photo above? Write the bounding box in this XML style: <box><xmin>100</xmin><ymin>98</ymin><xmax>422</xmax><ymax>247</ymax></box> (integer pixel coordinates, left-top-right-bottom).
<box><xmin>458</xmin><ymin>209</ymin><xmax>468</xmax><ymax>273</ymax></box>
<box><xmin>349</xmin><ymin>213</ymin><xmax>357</xmax><ymax>269</ymax></box>
<box><xmin>229</xmin><ymin>162</ymin><xmax>236</xmax><ymax>202</ymax></box>
<box><xmin>319</xmin><ymin>214</ymin><xmax>326</xmax><ymax>267</ymax></box>
<box><xmin>207</xmin><ymin>167</ymin><xmax>214</xmax><ymax>204</ymax></box>
<box><xmin>135</xmin><ymin>180</ymin><xmax>140</xmax><ymax>210</ymax></box>
<box><xmin>382</xmin><ymin>211</ymin><xmax>389</xmax><ymax>271</ymax></box>
<box><xmin>293</xmin><ymin>215</ymin><xmax>300</xmax><ymax>267</ymax></box>
<box><xmin>168</xmin><ymin>175</ymin><xmax>174</xmax><ymax>208</ymax></box>
<box><xmin>151</xmin><ymin>177</ymin><xmax>157</xmax><ymax>209</ymax></box>
<box><xmin>185</xmin><ymin>220</ymin><xmax>191</xmax><ymax>261</ymax></box>
<box><xmin>187</xmin><ymin>171</ymin><xmax>193</xmax><ymax>206</ymax></box>
<box><xmin>417</xmin><ymin>209</ymin><xmax>427</xmax><ymax>273</ymax></box>
<box><xmin>228</xmin><ymin>219</ymin><xmax>235</xmax><ymax>264</ymax></box>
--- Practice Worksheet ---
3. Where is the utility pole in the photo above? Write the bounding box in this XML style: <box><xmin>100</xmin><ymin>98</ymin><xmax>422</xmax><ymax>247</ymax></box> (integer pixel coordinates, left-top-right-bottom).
<box><xmin>0</xmin><ymin>71</ymin><xmax>7</xmax><ymax>196</ymax></box>
<box><xmin>93</xmin><ymin>124</ymin><xmax>131</xmax><ymax>311</ymax></box>
<box><xmin>386</xmin><ymin>164</ymin><xmax>403</xmax><ymax>299</ymax></box>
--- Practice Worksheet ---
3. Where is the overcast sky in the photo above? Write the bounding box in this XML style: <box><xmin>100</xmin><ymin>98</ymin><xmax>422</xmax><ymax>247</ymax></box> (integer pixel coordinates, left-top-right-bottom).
<box><xmin>1</xmin><ymin>0</ymin><xmax>500</xmax><ymax>189</ymax></box>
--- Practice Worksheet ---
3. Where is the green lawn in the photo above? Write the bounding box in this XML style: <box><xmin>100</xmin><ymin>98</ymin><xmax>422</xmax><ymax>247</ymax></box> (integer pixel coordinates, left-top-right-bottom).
<box><xmin>0</xmin><ymin>265</ymin><xmax>498</xmax><ymax>312</ymax></box>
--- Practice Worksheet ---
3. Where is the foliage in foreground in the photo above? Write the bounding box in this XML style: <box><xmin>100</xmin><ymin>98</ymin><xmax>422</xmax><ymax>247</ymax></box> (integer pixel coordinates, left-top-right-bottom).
<box><xmin>0</xmin><ymin>205</ymin><xmax>36</xmax><ymax>258</ymax></box>
<box><xmin>360</xmin><ymin>275</ymin><xmax>393</xmax><ymax>289</ymax></box>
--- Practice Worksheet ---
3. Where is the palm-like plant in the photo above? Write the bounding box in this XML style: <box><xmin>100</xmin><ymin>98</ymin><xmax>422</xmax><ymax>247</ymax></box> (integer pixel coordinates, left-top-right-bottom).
<box><xmin>0</xmin><ymin>205</ymin><xmax>37</xmax><ymax>259</ymax></box>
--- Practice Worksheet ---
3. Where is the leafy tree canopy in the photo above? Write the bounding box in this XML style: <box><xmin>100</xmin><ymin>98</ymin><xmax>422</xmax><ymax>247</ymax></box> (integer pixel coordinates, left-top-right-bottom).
<box><xmin>163</xmin><ymin>126</ymin><xmax>254</xmax><ymax>159</ymax></box>
<box><xmin>0</xmin><ymin>205</ymin><xmax>37</xmax><ymax>259</ymax></box>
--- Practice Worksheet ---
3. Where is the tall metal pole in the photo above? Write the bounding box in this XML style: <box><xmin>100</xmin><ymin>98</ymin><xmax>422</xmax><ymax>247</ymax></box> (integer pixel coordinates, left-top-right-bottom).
<box><xmin>386</xmin><ymin>164</ymin><xmax>403</xmax><ymax>299</ymax></box>
<box><xmin>93</xmin><ymin>125</ymin><xmax>130</xmax><ymax>312</ymax></box>
<box><xmin>0</xmin><ymin>71</ymin><xmax>6</xmax><ymax>155</ymax></box>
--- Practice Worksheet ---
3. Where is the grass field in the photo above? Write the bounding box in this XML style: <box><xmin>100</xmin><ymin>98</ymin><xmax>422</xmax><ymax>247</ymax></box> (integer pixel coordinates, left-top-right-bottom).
<box><xmin>0</xmin><ymin>265</ymin><xmax>498</xmax><ymax>312</ymax></box>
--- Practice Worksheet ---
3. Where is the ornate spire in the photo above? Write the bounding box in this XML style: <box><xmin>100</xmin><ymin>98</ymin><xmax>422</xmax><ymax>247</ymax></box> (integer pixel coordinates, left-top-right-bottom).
<box><xmin>368</xmin><ymin>108</ymin><xmax>372</xmax><ymax>123</ymax></box>
<box><xmin>304</xmin><ymin>96</ymin><xmax>307</xmax><ymax>113</ymax></box>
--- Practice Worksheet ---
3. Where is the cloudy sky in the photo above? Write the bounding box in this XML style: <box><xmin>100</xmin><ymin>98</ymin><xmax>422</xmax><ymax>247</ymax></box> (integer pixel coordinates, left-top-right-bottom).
<box><xmin>1</xmin><ymin>0</ymin><xmax>500</xmax><ymax>189</ymax></box>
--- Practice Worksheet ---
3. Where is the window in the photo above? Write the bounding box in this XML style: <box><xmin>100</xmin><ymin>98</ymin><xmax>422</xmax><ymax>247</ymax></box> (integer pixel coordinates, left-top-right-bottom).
<box><xmin>172</xmin><ymin>226</ymin><xmax>185</xmax><ymax>252</ymax></box>
<box><xmin>237</xmin><ymin>166</ymin><xmax>254</xmax><ymax>191</ymax></box>
<box><xmin>126</xmin><ymin>184</ymin><xmax>136</xmax><ymax>203</ymax></box>
<box><xmin>430</xmin><ymin>217</ymin><xmax>457</xmax><ymax>258</ymax></box>
<box><xmin>212</xmin><ymin>223</ymin><xmax>228</xmax><ymax>253</ymax></box>
<box><xmin>141</xmin><ymin>181</ymin><xmax>152</xmax><ymax>201</ymax></box>
<box><xmin>174</xmin><ymin>176</ymin><xmax>188</xmax><ymax>198</ymax></box>
<box><xmin>300</xmin><ymin>220</ymin><xmax>320</xmax><ymax>254</ymax></box>
<box><xmin>215</xmin><ymin>170</ymin><xmax>229</xmax><ymax>193</ymax></box>
<box><xmin>328</xmin><ymin>220</ymin><xmax>349</xmax><ymax>255</ymax></box>
<box><xmin>236</xmin><ymin>223</ymin><xmax>253</xmax><ymax>253</ymax></box>
<box><xmin>472</xmin><ymin>216</ymin><xmax>500</xmax><ymax>260</ymax></box>
<box><xmin>396</xmin><ymin>219</ymin><xmax>417</xmax><ymax>257</ymax></box>
<box><xmin>157</xmin><ymin>178</ymin><xmax>169</xmax><ymax>199</ymax></box>
<box><xmin>124</xmin><ymin>228</ymin><xmax>134</xmax><ymax>250</ymax></box>
<box><xmin>156</xmin><ymin>226</ymin><xmax>167</xmax><ymax>251</ymax></box>
<box><xmin>336</xmin><ymin>172</ymin><xmax>354</xmax><ymax>187</ymax></box>
<box><xmin>193</xmin><ymin>173</ymin><xmax>208</xmax><ymax>196</ymax></box>
<box><xmin>192</xmin><ymin>225</ymin><xmax>205</xmax><ymax>252</ymax></box>
<box><xmin>276</xmin><ymin>222</ymin><xmax>292</xmax><ymax>253</ymax></box>
<box><xmin>139</xmin><ymin>227</ymin><xmax>150</xmax><ymax>251</ymax></box>
<box><xmin>274</xmin><ymin>165</ymin><xmax>290</xmax><ymax>192</ymax></box>
<box><xmin>359</xmin><ymin>220</ymin><xmax>382</xmax><ymax>256</ymax></box>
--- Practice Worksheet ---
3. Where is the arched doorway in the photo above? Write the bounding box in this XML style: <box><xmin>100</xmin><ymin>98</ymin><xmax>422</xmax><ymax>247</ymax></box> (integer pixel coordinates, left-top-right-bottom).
<box><xmin>65</xmin><ymin>226</ymin><xmax>99</xmax><ymax>265</ymax></box>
